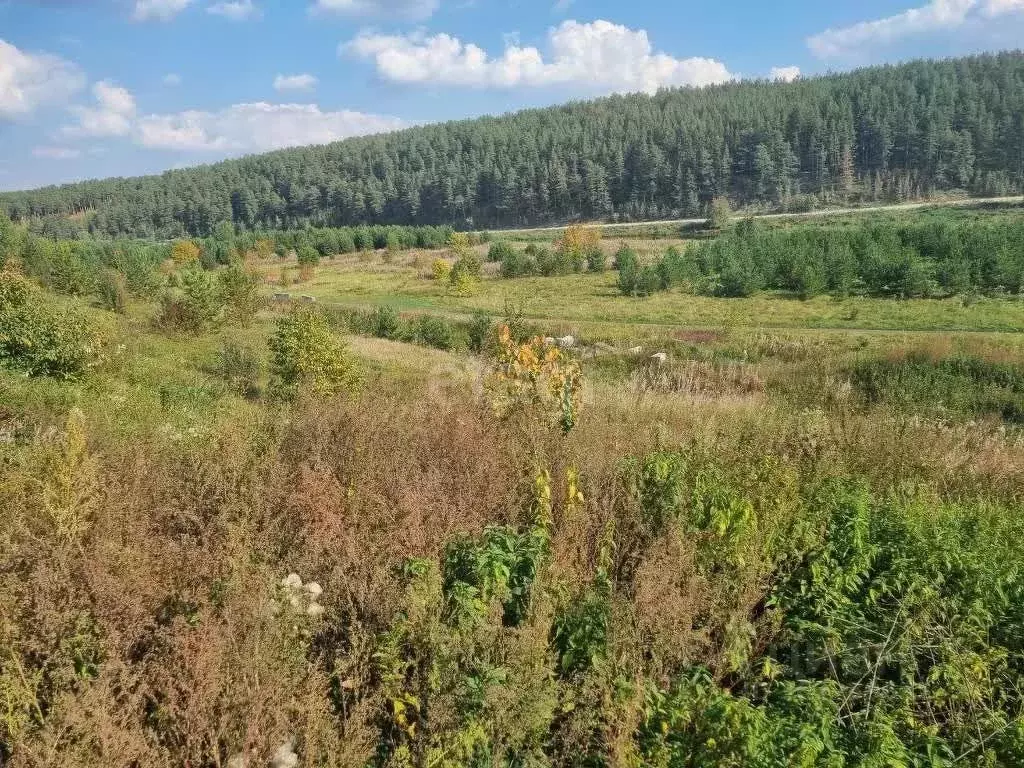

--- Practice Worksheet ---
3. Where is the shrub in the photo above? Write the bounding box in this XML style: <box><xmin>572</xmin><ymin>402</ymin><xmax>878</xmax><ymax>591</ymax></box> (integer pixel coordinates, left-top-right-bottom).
<box><xmin>585</xmin><ymin>245</ymin><xmax>606</xmax><ymax>273</ymax></box>
<box><xmin>449</xmin><ymin>253</ymin><xmax>482</xmax><ymax>294</ymax></box>
<box><xmin>716</xmin><ymin>252</ymin><xmax>762</xmax><ymax>297</ymax></box>
<box><xmin>447</xmin><ymin>231</ymin><xmax>472</xmax><ymax>259</ymax></box>
<box><xmin>633</xmin><ymin>266</ymin><xmax>662</xmax><ymax>297</ymax></box>
<box><xmin>269</xmin><ymin>306</ymin><xmax>356</xmax><ymax>400</ymax></box>
<box><xmin>655</xmin><ymin>246</ymin><xmax>692</xmax><ymax>290</ymax></box>
<box><xmin>208</xmin><ymin>341</ymin><xmax>262</xmax><ymax>399</ymax></box>
<box><xmin>415</xmin><ymin>315</ymin><xmax>458</xmax><ymax>350</ymax></box>
<box><xmin>487</xmin><ymin>240</ymin><xmax>515</xmax><ymax>263</ymax></box>
<box><xmin>335</xmin><ymin>230</ymin><xmax>355</xmax><ymax>254</ymax></box>
<box><xmin>96</xmin><ymin>268</ymin><xmax>128</xmax><ymax>313</ymax></box>
<box><xmin>431</xmin><ymin>258</ymin><xmax>452</xmax><ymax>282</ymax></box>
<box><xmin>706</xmin><ymin>196</ymin><xmax>732</xmax><ymax>229</ymax></box>
<box><xmin>467</xmin><ymin>310</ymin><xmax>492</xmax><ymax>353</ymax></box>
<box><xmin>557</xmin><ymin>225</ymin><xmax>601</xmax><ymax>273</ymax></box>
<box><xmin>170</xmin><ymin>239</ymin><xmax>201</xmax><ymax>266</ymax></box>
<box><xmin>30</xmin><ymin>239</ymin><xmax>95</xmax><ymax>296</ymax></box>
<box><xmin>533</xmin><ymin>246</ymin><xmax>562</xmax><ymax>277</ymax></box>
<box><xmin>217</xmin><ymin>262</ymin><xmax>263</xmax><ymax>323</ymax></box>
<box><xmin>499</xmin><ymin>248</ymin><xmax>536</xmax><ymax>278</ymax></box>
<box><xmin>370</xmin><ymin>305</ymin><xmax>402</xmax><ymax>340</ymax></box>
<box><xmin>157</xmin><ymin>266</ymin><xmax>224</xmax><ymax>332</ymax></box>
<box><xmin>615</xmin><ymin>245</ymin><xmax>640</xmax><ymax>295</ymax></box>
<box><xmin>297</xmin><ymin>244</ymin><xmax>320</xmax><ymax>269</ymax></box>
<box><xmin>0</xmin><ymin>272</ymin><xmax>100</xmax><ymax>379</ymax></box>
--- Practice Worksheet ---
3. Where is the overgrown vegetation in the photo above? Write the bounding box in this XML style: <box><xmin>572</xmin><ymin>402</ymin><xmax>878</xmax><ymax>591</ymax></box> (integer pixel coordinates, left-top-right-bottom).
<box><xmin>4</xmin><ymin>186</ymin><xmax>1024</xmax><ymax>768</ymax></box>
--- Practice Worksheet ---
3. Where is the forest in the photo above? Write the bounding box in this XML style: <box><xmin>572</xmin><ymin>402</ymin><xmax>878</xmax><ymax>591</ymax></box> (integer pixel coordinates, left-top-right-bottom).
<box><xmin>2</xmin><ymin>51</ymin><xmax>1024</xmax><ymax>238</ymax></box>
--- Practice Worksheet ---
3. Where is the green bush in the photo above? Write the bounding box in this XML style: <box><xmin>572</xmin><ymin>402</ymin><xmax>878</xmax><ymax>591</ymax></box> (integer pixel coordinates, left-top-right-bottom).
<box><xmin>370</xmin><ymin>305</ymin><xmax>402</xmax><ymax>340</ymax></box>
<box><xmin>415</xmin><ymin>315</ymin><xmax>458</xmax><ymax>350</ymax></box>
<box><xmin>500</xmin><ymin>248</ymin><xmax>536</xmax><ymax>278</ymax></box>
<box><xmin>296</xmin><ymin>244</ymin><xmax>320</xmax><ymax>267</ymax></box>
<box><xmin>467</xmin><ymin>310</ymin><xmax>492</xmax><ymax>353</ymax></box>
<box><xmin>96</xmin><ymin>268</ymin><xmax>128</xmax><ymax>313</ymax></box>
<box><xmin>269</xmin><ymin>306</ymin><xmax>356</xmax><ymax>400</ymax></box>
<box><xmin>158</xmin><ymin>267</ymin><xmax>225</xmax><ymax>332</ymax></box>
<box><xmin>533</xmin><ymin>245</ymin><xmax>563</xmax><ymax>277</ymax></box>
<box><xmin>0</xmin><ymin>273</ymin><xmax>100</xmax><ymax>379</ymax></box>
<box><xmin>217</xmin><ymin>262</ymin><xmax>263</xmax><ymax>323</ymax></box>
<box><xmin>487</xmin><ymin>240</ymin><xmax>515</xmax><ymax>263</ymax></box>
<box><xmin>615</xmin><ymin>245</ymin><xmax>640</xmax><ymax>295</ymax></box>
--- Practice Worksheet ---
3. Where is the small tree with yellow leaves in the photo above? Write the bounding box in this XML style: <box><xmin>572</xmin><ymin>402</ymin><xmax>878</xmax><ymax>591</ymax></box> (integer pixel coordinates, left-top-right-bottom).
<box><xmin>486</xmin><ymin>324</ymin><xmax>583</xmax><ymax>434</ymax></box>
<box><xmin>447</xmin><ymin>231</ymin><xmax>481</xmax><ymax>295</ymax></box>
<box><xmin>556</xmin><ymin>225</ymin><xmax>602</xmax><ymax>273</ymax></box>
<box><xmin>447</xmin><ymin>231</ymin><xmax>471</xmax><ymax>259</ymax></box>
<box><xmin>170</xmin><ymin>239</ymin><xmax>201</xmax><ymax>267</ymax></box>
<box><xmin>431</xmin><ymin>258</ymin><xmax>451</xmax><ymax>282</ymax></box>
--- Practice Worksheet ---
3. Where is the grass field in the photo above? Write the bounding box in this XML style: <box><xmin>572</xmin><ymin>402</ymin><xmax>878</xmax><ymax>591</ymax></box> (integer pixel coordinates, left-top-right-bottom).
<box><xmin>278</xmin><ymin>250</ymin><xmax>1024</xmax><ymax>335</ymax></box>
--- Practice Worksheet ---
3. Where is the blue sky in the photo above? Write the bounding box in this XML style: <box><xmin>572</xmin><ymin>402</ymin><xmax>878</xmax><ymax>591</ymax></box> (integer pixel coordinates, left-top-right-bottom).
<box><xmin>2</xmin><ymin>0</ymin><xmax>1023</xmax><ymax>191</ymax></box>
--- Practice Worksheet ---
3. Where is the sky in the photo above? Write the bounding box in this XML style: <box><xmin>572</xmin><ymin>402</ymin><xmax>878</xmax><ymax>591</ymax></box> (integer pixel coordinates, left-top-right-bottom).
<box><xmin>1</xmin><ymin>0</ymin><xmax>1024</xmax><ymax>191</ymax></box>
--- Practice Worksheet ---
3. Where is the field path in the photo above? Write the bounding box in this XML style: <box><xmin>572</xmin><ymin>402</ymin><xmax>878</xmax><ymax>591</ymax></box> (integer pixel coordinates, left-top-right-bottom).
<box><xmin>490</xmin><ymin>195</ymin><xmax>1024</xmax><ymax>235</ymax></box>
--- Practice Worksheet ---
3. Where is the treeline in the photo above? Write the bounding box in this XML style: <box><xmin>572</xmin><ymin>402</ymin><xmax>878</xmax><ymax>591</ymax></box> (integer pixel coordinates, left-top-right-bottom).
<box><xmin>0</xmin><ymin>215</ymin><xmax>454</xmax><ymax>307</ymax></box>
<box><xmin>3</xmin><ymin>52</ymin><xmax>1024</xmax><ymax>237</ymax></box>
<box><xmin>619</xmin><ymin>217</ymin><xmax>1024</xmax><ymax>298</ymax></box>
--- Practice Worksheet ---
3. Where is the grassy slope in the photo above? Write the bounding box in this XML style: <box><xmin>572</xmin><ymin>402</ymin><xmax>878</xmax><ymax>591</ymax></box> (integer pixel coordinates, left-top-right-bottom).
<box><xmin>284</xmin><ymin>253</ymin><xmax>1024</xmax><ymax>334</ymax></box>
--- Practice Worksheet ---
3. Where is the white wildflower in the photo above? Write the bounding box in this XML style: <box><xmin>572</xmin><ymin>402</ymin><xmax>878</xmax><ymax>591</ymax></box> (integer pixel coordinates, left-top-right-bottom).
<box><xmin>271</xmin><ymin>739</ymin><xmax>298</xmax><ymax>768</ymax></box>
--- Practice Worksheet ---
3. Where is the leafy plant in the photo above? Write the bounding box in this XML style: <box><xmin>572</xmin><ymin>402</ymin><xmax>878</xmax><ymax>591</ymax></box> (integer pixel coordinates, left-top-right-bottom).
<box><xmin>486</xmin><ymin>324</ymin><xmax>583</xmax><ymax>434</ymax></box>
<box><xmin>0</xmin><ymin>272</ymin><xmax>101</xmax><ymax>379</ymax></box>
<box><xmin>269</xmin><ymin>306</ymin><xmax>356</xmax><ymax>399</ymax></box>
<box><xmin>414</xmin><ymin>315</ymin><xmax>457</xmax><ymax>350</ymax></box>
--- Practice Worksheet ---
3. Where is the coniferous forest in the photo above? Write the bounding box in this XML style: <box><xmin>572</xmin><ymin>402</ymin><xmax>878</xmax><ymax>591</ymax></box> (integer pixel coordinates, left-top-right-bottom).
<box><xmin>2</xmin><ymin>51</ymin><xmax>1024</xmax><ymax>238</ymax></box>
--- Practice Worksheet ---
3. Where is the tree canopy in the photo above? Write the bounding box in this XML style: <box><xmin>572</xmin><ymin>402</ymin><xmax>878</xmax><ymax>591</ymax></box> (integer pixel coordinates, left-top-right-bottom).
<box><xmin>3</xmin><ymin>52</ymin><xmax>1023</xmax><ymax>238</ymax></box>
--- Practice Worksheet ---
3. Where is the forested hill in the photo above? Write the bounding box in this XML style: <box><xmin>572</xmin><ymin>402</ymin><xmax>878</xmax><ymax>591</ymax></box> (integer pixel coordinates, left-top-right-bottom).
<box><xmin>4</xmin><ymin>51</ymin><xmax>1024</xmax><ymax>239</ymax></box>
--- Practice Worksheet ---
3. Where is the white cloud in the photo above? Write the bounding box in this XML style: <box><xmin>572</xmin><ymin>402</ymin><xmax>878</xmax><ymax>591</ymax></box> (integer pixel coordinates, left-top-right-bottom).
<box><xmin>274</xmin><ymin>73</ymin><xmax>318</xmax><ymax>91</ymax></box>
<box><xmin>32</xmin><ymin>146</ymin><xmax>82</xmax><ymax>160</ymax></box>
<box><xmin>312</xmin><ymin>0</ymin><xmax>439</xmax><ymax>21</ymax></box>
<box><xmin>133</xmin><ymin>0</ymin><xmax>194</xmax><ymax>21</ymax></box>
<box><xmin>65</xmin><ymin>80</ymin><xmax>137</xmax><ymax>137</ymax></box>
<box><xmin>807</xmin><ymin>0</ymin><xmax>1024</xmax><ymax>58</ymax></box>
<box><xmin>207</xmin><ymin>0</ymin><xmax>260</xmax><ymax>20</ymax></box>
<box><xmin>344</xmin><ymin>20</ymin><xmax>735</xmax><ymax>94</ymax></box>
<box><xmin>552</xmin><ymin>0</ymin><xmax>574</xmax><ymax>12</ymax></box>
<box><xmin>135</xmin><ymin>102</ymin><xmax>406</xmax><ymax>152</ymax></box>
<box><xmin>163</xmin><ymin>73</ymin><xmax>182</xmax><ymax>86</ymax></box>
<box><xmin>983</xmin><ymin>0</ymin><xmax>1024</xmax><ymax>13</ymax></box>
<box><xmin>770</xmin><ymin>66</ymin><xmax>801</xmax><ymax>82</ymax></box>
<box><xmin>0</xmin><ymin>38</ymin><xmax>85</xmax><ymax>119</ymax></box>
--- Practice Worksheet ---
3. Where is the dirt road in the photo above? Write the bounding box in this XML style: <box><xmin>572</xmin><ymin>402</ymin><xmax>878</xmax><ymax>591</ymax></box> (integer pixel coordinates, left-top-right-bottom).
<box><xmin>490</xmin><ymin>195</ymin><xmax>1024</xmax><ymax>235</ymax></box>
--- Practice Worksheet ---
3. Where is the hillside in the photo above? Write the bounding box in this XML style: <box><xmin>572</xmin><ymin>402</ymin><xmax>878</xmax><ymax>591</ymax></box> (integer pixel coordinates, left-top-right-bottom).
<box><xmin>2</xmin><ymin>51</ymin><xmax>1024</xmax><ymax>238</ymax></box>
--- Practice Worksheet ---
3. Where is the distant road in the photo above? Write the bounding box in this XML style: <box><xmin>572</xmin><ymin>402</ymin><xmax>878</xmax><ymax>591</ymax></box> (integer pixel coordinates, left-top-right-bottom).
<box><xmin>490</xmin><ymin>195</ymin><xmax>1024</xmax><ymax>235</ymax></box>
